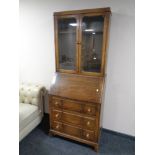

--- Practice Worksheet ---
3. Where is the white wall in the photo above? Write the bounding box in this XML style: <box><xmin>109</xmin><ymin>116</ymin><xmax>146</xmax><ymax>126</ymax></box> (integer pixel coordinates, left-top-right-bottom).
<box><xmin>19</xmin><ymin>0</ymin><xmax>135</xmax><ymax>136</ymax></box>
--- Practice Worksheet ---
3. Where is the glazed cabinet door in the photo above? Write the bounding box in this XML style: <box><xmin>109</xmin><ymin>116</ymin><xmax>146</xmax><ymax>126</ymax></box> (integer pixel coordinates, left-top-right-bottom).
<box><xmin>79</xmin><ymin>14</ymin><xmax>105</xmax><ymax>75</ymax></box>
<box><xmin>55</xmin><ymin>15</ymin><xmax>79</xmax><ymax>72</ymax></box>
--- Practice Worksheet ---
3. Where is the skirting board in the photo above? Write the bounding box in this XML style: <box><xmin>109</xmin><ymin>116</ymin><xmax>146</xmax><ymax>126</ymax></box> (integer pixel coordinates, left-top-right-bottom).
<box><xmin>101</xmin><ymin>128</ymin><xmax>135</xmax><ymax>141</ymax></box>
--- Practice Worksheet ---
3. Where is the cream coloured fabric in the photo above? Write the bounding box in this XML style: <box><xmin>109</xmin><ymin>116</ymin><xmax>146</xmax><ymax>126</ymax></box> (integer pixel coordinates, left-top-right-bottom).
<box><xmin>19</xmin><ymin>83</ymin><xmax>46</xmax><ymax>141</ymax></box>
<box><xmin>19</xmin><ymin>83</ymin><xmax>46</xmax><ymax>107</ymax></box>
<box><xmin>19</xmin><ymin>115</ymin><xmax>42</xmax><ymax>141</ymax></box>
<box><xmin>19</xmin><ymin>103</ymin><xmax>41</xmax><ymax>131</ymax></box>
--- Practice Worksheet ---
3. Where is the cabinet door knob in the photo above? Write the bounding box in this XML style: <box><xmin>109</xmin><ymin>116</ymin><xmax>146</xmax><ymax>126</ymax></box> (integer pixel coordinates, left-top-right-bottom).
<box><xmin>86</xmin><ymin>133</ymin><xmax>90</xmax><ymax>138</ymax></box>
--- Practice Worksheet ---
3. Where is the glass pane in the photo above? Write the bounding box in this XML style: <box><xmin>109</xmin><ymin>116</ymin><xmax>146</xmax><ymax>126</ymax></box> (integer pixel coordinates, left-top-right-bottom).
<box><xmin>58</xmin><ymin>18</ymin><xmax>77</xmax><ymax>70</ymax></box>
<box><xmin>81</xmin><ymin>16</ymin><xmax>104</xmax><ymax>73</ymax></box>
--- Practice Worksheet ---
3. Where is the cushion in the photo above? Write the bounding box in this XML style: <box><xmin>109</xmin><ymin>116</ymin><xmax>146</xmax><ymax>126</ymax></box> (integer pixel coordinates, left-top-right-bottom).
<box><xmin>19</xmin><ymin>103</ymin><xmax>41</xmax><ymax>131</ymax></box>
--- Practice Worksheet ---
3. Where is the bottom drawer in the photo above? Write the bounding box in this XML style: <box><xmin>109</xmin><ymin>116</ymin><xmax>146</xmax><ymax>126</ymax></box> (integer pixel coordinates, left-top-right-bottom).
<box><xmin>83</xmin><ymin>130</ymin><xmax>95</xmax><ymax>141</ymax></box>
<box><xmin>52</xmin><ymin>122</ymin><xmax>95</xmax><ymax>142</ymax></box>
<box><xmin>63</xmin><ymin>124</ymin><xmax>82</xmax><ymax>138</ymax></box>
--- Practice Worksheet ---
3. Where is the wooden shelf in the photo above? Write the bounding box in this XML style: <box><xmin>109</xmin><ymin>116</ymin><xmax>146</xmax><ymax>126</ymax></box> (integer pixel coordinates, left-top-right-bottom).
<box><xmin>83</xmin><ymin>31</ymin><xmax>103</xmax><ymax>34</ymax></box>
<box><xmin>59</xmin><ymin>31</ymin><xmax>103</xmax><ymax>34</ymax></box>
<box><xmin>59</xmin><ymin>31</ymin><xmax>76</xmax><ymax>34</ymax></box>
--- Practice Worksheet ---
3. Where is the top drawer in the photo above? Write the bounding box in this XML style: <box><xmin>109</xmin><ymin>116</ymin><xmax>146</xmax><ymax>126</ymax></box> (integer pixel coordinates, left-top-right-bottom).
<box><xmin>49</xmin><ymin>96</ymin><xmax>97</xmax><ymax>116</ymax></box>
<box><xmin>63</xmin><ymin>100</ymin><xmax>83</xmax><ymax>113</ymax></box>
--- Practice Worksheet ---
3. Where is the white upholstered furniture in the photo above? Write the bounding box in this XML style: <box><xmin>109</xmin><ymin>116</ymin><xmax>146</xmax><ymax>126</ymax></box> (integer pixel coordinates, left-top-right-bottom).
<box><xmin>19</xmin><ymin>83</ymin><xmax>46</xmax><ymax>141</ymax></box>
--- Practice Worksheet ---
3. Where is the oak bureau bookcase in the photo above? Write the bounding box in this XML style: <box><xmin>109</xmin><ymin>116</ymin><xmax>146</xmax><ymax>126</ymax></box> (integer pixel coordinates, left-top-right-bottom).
<box><xmin>49</xmin><ymin>8</ymin><xmax>111</xmax><ymax>151</ymax></box>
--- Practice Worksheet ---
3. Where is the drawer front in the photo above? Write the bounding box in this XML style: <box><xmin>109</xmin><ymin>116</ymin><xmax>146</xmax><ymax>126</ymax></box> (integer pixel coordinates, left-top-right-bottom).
<box><xmin>83</xmin><ymin>118</ymin><xmax>96</xmax><ymax>130</ymax></box>
<box><xmin>63</xmin><ymin>100</ymin><xmax>83</xmax><ymax>113</ymax></box>
<box><xmin>83</xmin><ymin>104</ymin><xmax>96</xmax><ymax>116</ymax></box>
<box><xmin>51</xmin><ymin>110</ymin><xmax>62</xmax><ymax>121</ymax></box>
<box><xmin>52</xmin><ymin>122</ymin><xmax>96</xmax><ymax>142</ymax></box>
<box><xmin>52</xmin><ymin>121</ymin><xmax>63</xmax><ymax>132</ymax></box>
<box><xmin>51</xmin><ymin>110</ymin><xmax>96</xmax><ymax>131</ymax></box>
<box><xmin>62</xmin><ymin>112</ymin><xmax>82</xmax><ymax>127</ymax></box>
<box><xmin>63</xmin><ymin>124</ymin><xmax>82</xmax><ymax>138</ymax></box>
<box><xmin>49</xmin><ymin>96</ymin><xmax>97</xmax><ymax>116</ymax></box>
<box><xmin>83</xmin><ymin>130</ymin><xmax>95</xmax><ymax>141</ymax></box>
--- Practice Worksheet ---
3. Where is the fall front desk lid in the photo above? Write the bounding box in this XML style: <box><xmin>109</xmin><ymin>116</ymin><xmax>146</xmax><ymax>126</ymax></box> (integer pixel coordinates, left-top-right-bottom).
<box><xmin>49</xmin><ymin>73</ymin><xmax>104</xmax><ymax>104</ymax></box>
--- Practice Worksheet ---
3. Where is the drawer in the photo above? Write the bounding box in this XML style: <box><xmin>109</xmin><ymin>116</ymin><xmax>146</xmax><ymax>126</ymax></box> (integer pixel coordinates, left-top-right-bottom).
<box><xmin>63</xmin><ymin>124</ymin><xmax>82</xmax><ymax>138</ymax></box>
<box><xmin>83</xmin><ymin>104</ymin><xmax>96</xmax><ymax>116</ymax></box>
<box><xmin>83</xmin><ymin>118</ymin><xmax>96</xmax><ymax>130</ymax></box>
<box><xmin>51</xmin><ymin>110</ymin><xmax>62</xmax><ymax>121</ymax></box>
<box><xmin>61</xmin><ymin>112</ymin><xmax>96</xmax><ymax>130</ymax></box>
<box><xmin>62</xmin><ymin>112</ymin><xmax>82</xmax><ymax>127</ymax></box>
<box><xmin>52</xmin><ymin>97</ymin><xmax>62</xmax><ymax>109</ymax></box>
<box><xmin>52</xmin><ymin>121</ymin><xmax>63</xmax><ymax>132</ymax></box>
<box><xmin>63</xmin><ymin>100</ymin><xmax>83</xmax><ymax>113</ymax></box>
<box><xmin>50</xmin><ymin>96</ymin><xmax>97</xmax><ymax>117</ymax></box>
<box><xmin>83</xmin><ymin>130</ymin><xmax>95</xmax><ymax>141</ymax></box>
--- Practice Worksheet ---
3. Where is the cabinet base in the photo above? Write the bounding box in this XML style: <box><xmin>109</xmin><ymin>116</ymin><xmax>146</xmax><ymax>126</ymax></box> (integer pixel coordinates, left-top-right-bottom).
<box><xmin>94</xmin><ymin>144</ymin><xmax>99</xmax><ymax>152</ymax></box>
<box><xmin>49</xmin><ymin>130</ymin><xmax>99</xmax><ymax>152</ymax></box>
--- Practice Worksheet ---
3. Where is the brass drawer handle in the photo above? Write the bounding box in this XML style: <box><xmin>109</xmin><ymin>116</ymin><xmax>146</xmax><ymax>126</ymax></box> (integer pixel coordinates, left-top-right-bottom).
<box><xmin>87</xmin><ymin>121</ymin><xmax>90</xmax><ymax>126</ymax></box>
<box><xmin>55</xmin><ymin>101</ymin><xmax>59</xmax><ymax>105</ymax></box>
<box><xmin>55</xmin><ymin>113</ymin><xmax>59</xmax><ymax>118</ymax></box>
<box><xmin>56</xmin><ymin>125</ymin><xmax>59</xmax><ymax>129</ymax></box>
<box><xmin>86</xmin><ymin>133</ymin><xmax>90</xmax><ymax>138</ymax></box>
<box><xmin>87</xmin><ymin>108</ymin><xmax>91</xmax><ymax>113</ymax></box>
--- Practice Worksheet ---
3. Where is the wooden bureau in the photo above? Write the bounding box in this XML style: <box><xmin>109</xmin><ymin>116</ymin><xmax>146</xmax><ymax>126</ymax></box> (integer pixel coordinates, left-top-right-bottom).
<box><xmin>49</xmin><ymin>8</ymin><xmax>111</xmax><ymax>151</ymax></box>
<box><xmin>49</xmin><ymin>73</ymin><xmax>104</xmax><ymax>151</ymax></box>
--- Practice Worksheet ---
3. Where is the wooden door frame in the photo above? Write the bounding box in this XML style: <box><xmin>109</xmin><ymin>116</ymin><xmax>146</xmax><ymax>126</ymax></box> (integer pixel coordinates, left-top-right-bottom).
<box><xmin>54</xmin><ymin>14</ymin><xmax>80</xmax><ymax>74</ymax></box>
<box><xmin>78</xmin><ymin>12</ymin><xmax>111</xmax><ymax>77</ymax></box>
